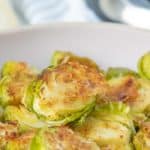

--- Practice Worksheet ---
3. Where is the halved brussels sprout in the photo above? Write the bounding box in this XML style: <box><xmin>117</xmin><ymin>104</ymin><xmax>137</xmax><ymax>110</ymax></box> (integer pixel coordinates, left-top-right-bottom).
<box><xmin>23</xmin><ymin>61</ymin><xmax>107</xmax><ymax>126</ymax></box>
<box><xmin>106</xmin><ymin>67</ymin><xmax>138</xmax><ymax>80</ymax></box>
<box><xmin>0</xmin><ymin>61</ymin><xmax>37</xmax><ymax>106</ymax></box>
<box><xmin>0</xmin><ymin>76</ymin><xmax>11</xmax><ymax>106</ymax></box>
<box><xmin>30</xmin><ymin>129</ymin><xmax>46</xmax><ymax>150</ymax></box>
<box><xmin>133</xmin><ymin>122</ymin><xmax>150</xmax><ymax>150</ymax></box>
<box><xmin>1</xmin><ymin>61</ymin><xmax>37</xmax><ymax>78</ymax></box>
<box><xmin>105</xmin><ymin>75</ymin><xmax>139</xmax><ymax>105</ymax></box>
<box><xmin>93</xmin><ymin>102</ymin><xmax>134</xmax><ymax>129</ymax></box>
<box><xmin>107</xmin><ymin>74</ymin><xmax>150</xmax><ymax>113</ymax></box>
<box><xmin>0</xmin><ymin>121</ymin><xmax>18</xmax><ymax>137</ymax></box>
<box><xmin>6</xmin><ymin>126</ymin><xmax>100</xmax><ymax>150</ymax></box>
<box><xmin>51</xmin><ymin>51</ymin><xmax>100</xmax><ymax>70</ymax></box>
<box><xmin>6</xmin><ymin>131</ymin><xmax>35</xmax><ymax>150</ymax></box>
<box><xmin>132</xmin><ymin>78</ymin><xmax>150</xmax><ymax>113</ymax></box>
<box><xmin>4</xmin><ymin>105</ymin><xmax>46</xmax><ymax>131</ymax></box>
<box><xmin>21</xmin><ymin>81</ymin><xmax>39</xmax><ymax>110</ymax></box>
<box><xmin>138</xmin><ymin>52</ymin><xmax>150</xmax><ymax>80</ymax></box>
<box><xmin>0</xmin><ymin>122</ymin><xmax>18</xmax><ymax>149</ymax></box>
<box><xmin>25</xmin><ymin>80</ymin><xmax>96</xmax><ymax>126</ymax></box>
<box><xmin>31</xmin><ymin>126</ymin><xmax>100</xmax><ymax>150</ymax></box>
<box><xmin>74</xmin><ymin>102</ymin><xmax>135</xmax><ymax>150</ymax></box>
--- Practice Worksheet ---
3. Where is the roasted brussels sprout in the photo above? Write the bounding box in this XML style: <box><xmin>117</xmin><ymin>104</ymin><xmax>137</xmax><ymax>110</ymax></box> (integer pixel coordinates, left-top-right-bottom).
<box><xmin>1</xmin><ymin>51</ymin><xmax>150</xmax><ymax>149</ymax></box>
<box><xmin>6</xmin><ymin>131</ymin><xmax>35</xmax><ymax>150</ymax></box>
<box><xmin>23</xmin><ymin>61</ymin><xmax>107</xmax><ymax>126</ymax></box>
<box><xmin>0</xmin><ymin>122</ymin><xmax>18</xmax><ymax>149</ymax></box>
<box><xmin>1</xmin><ymin>61</ymin><xmax>37</xmax><ymax>78</ymax></box>
<box><xmin>106</xmin><ymin>67</ymin><xmax>139</xmax><ymax>80</ymax></box>
<box><xmin>51</xmin><ymin>51</ymin><xmax>101</xmax><ymax>71</ymax></box>
<box><xmin>31</xmin><ymin>126</ymin><xmax>100</xmax><ymax>150</ymax></box>
<box><xmin>4</xmin><ymin>105</ymin><xmax>46</xmax><ymax>131</ymax></box>
<box><xmin>138</xmin><ymin>52</ymin><xmax>150</xmax><ymax>80</ymax></box>
<box><xmin>106</xmin><ymin>74</ymin><xmax>150</xmax><ymax>113</ymax></box>
<box><xmin>6</xmin><ymin>126</ymin><xmax>100</xmax><ymax>150</ymax></box>
<box><xmin>74</xmin><ymin>102</ymin><xmax>135</xmax><ymax>150</ymax></box>
<box><xmin>106</xmin><ymin>75</ymin><xmax>139</xmax><ymax>104</ymax></box>
<box><xmin>0</xmin><ymin>76</ymin><xmax>12</xmax><ymax>106</ymax></box>
<box><xmin>0</xmin><ymin>61</ymin><xmax>37</xmax><ymax>106</ymax></box>
<box><xmin>133</xmin><ymin>78</ymin><xmax>150</xmax><ymax>113</ymax></box>
<box><xmin>133</xmin><ymin>122</ymin><xmax>150</xmax><ymax>150</ymax></box>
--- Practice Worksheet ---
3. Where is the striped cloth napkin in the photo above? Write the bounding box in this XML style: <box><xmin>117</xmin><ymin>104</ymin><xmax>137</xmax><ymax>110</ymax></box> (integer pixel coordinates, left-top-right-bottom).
<box><xmin>12</xmin><ymin>0</ymin><xmax>100</xmax><ymax>24</ymax></box>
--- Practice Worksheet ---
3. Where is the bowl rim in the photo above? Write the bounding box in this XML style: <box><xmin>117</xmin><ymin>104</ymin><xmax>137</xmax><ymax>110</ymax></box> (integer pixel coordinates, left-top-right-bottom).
<box><xmin>1</xmin><ymin>22</ymin><xmax>150</xmax><ymax>36</ymax></box>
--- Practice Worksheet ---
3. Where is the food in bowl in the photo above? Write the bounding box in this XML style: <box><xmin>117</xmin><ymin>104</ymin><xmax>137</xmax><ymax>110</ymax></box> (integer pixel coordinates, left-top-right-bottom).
<box><xmin>0</xmin><ymin>51</ymin><xmax>150</xmax><ymax>149</ymax></box>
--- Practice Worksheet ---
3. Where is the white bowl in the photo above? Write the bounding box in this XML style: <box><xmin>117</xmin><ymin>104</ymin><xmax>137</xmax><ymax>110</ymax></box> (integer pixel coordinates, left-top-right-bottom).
<box><xmin>0</xmin><ymin>23</ymin><xmax>149</xmax><ymax>70</ymax></box>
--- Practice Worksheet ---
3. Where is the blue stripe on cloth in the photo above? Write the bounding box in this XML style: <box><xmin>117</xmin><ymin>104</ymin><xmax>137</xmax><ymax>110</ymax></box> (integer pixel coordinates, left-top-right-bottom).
<box><xmin>23</xmin><ymin>0</ymin><xmax>62</xmax><ymax>12</ymax></box>
<box><xmin>30</xmin><ymin>5</ymin><xmax>68</xmax><ymax>23</ymax></box>
<box><xmin>23</xmin><ymin>0</ymin><xmax>61</xmax><ymax>9</ymax></box>
<box><xmin>11</xmin><ymin>0</ymin><xmax>100</xmax><ymax>24</ymax></box>
<box><xmin>22</xmin><ymin>0</ymin><xmax>67</xmax><ymax>23</ymax></box>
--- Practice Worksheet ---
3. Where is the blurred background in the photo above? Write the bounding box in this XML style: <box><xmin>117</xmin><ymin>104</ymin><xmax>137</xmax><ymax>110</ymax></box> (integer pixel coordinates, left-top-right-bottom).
<box><xmin>1</xmin><ymin>0</ymin><xmax>150</xmax><ymax>31</ymax></box>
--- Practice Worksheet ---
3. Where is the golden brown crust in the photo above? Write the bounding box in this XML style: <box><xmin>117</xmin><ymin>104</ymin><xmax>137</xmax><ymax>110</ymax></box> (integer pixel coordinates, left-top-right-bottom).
<box><xmin>8</xmin><ymin>62</ymin><xmax>35</xmax><ymax>79</ymax></box>
<box><xmin>10</xmin><ymin>131</ymin><xmax>35</xmax><ymax>145</ymax></box>
<box><xmin>36</xmin><ymin>61</ymin><xmax>109</xmax><ymax>117</ymax></box>
<box><xmin>40</xmin><ymin>61</ymin><xmax>107</xmax><ymax>99</ymax></box>
<box><xmin>5</xmin><ymin>130</ymin><xmax>36</xmax><ymax>150</ymax></box>
<box><xmin>108</xmin><ymin>76</ymin><xmax>139</xmax><ymax>104</ymax></box>
<box><xmin>0</xmin><ymin>122</ymin><xmax>18</xmax><ymax>140</ymax></box>
<box><xmin>1</xmin><ymin>124</ymin><xmax>99</xmax><ymax>149</ymax></box>
<box><xmin>0</xmin><ymin>122</ymin><xmax>19</xmax><ymax>148</ymax></box>
<box><xmin>46</xmin><ymin>126</ymin><xmax>99</xmax><ymax>150</ymax></box>
<box><xmin>5</xmin><ymin>62</ymin><xmax>37</xmax><ymax>105</ymax></box>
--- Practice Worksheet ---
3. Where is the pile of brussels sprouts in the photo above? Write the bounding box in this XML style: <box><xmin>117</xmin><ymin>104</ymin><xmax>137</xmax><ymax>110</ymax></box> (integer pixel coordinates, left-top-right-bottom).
<box><xmin>0</xmin><ymin>51</ymin><xmax>150</xmax><ymax>150</ymax></box>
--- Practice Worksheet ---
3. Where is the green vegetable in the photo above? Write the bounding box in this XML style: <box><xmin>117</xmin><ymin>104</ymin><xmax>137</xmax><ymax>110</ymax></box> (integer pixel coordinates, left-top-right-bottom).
<box><xmin>106</xmin><ymin>72</ymin><xmax>150</xmax><ymax>114</ymax></box>
<box><xmin>133</xmin><ymin>122</ymin><xmax>150</xmax><ymax>150</ymax></box>
<box><xmin>74</xmin><ymin>102</ymin><xmax>135</xmax><ymax>150</ymax></box>
<box><xmin>4</xmin><ymin>106</ymin><xmax>46</xmax><ymax>131</ymax></box>
<box><xmin>0</xmin><ymin>61</ymin><xmax>37</xmax><ymax>107</ymax></box>
<box><xmin>106</xmin><ymin>67</ymin><xmax>138</xmax><ymax>80</ymax></box>
<box><xmin>1</xmin><ymin>61</ymin><xmax>21</xmax><ymax>77</ymax></box>
<box><xmin>6</xmin><ymin>126</ymin><xmax>100</xmax><ymax>150</ymax></box>
<box><xmin>94</xmin><ymin>102</ymin><xmax>135</xmax><ymax>131</ymax></box>
<box><xmin>131</xmin><ymin>78</ymin><xmax>150</xmax><ymax>113</ymax></box>
<box><xmin>1</xmin><ymin>61</ymin><xmax>37</xmax><ymax>77</ymax></box>
<box><xmin>51</xmin><ymin>51</ymin><xmax>100</xmax><ymax>70</ymax></box>
<box><xmin>23</xmin><ymin>59</ymin><xmax>103</xmax><ymax>126</ymax></box>
<box><xmin>25</xmin><ymin>80</ymin><xmax>96</xmax><ymax>126</ymax></box>
<box><xmin>0</xmin><ymin>122</ymin><xmax>18</xmax><ymax>149</ymax></box>
<box><xmin>1</xmin><ymin>51</ymin><xmax>150</xmax><ymax>149</ymax></box>
<box><xmin>22</xmin><ymin>81</ymin><xmax>40</xmax><ymax>110</ymax></box>
<box><xmin>30</xmin><ymin>129</ymin><xmax>46</xmax><ymax>150</ymax></box>
<box><xmin>6</xmin><ymin>129</ymin><xmax>47</xmax><ymax>150</ymax></box>
<box><xmin>6</xmin><ymin>131</ymin><xmax>35</xmax><ymax>150</ymax></box>
<box><xmin>138</xmin><ymin>52</ymin><xmax>150</xmax><ymax>79</ymax></box>
<box><xmin>0</xmin><ymin>76</ymin><xmax>11</xmax><ymax>106</ymax></box>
